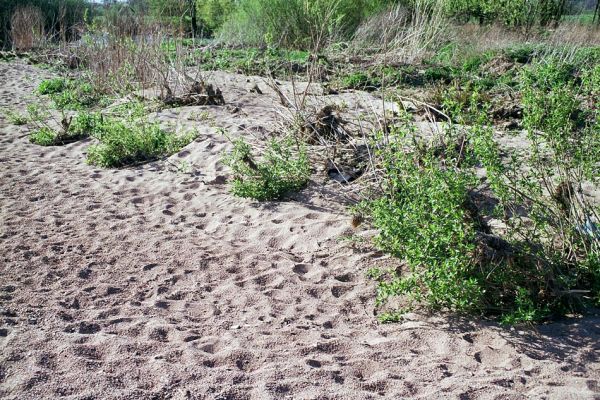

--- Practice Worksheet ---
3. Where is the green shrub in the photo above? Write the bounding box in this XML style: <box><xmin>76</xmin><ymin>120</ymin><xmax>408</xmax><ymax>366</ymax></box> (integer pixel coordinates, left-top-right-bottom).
<box><xmin>424</xmin><ymin>65</ymin><xmax>456</xmax><ymax>83</ymax></box>
<box><xmin>198</xmin><ymin>0</ymin><xmax>237</xmax><ymax>34</ymax></box>
<box><xmin>38</xmin><ymin>78</ymin><xmax>102</xmax><ymax>110</ymax></box>
<box><xmin>365</xmin><ymin>60</ymin><xmax>600</xmax><ymax>322</ymax></box>
<box><xmin>87</xmin><ymin>119</ymin><xmax>196</xmax><ymax>168</ymax></box>
<box><xmin>70</xmin><ymin>112</ymin><xmax>102</xmax><ymax>136</ymax></box>
<box><xmin>219</xmin><ymin>0</ymin><xmax>396</xmax><ymax>49</ymax></box>
<box><xmin>340</xmin><ymin>71</ymin><xmax>379</xmax><ymax>90</ymax></box>
<box><xmin>52</xmin><ymin>82</ymin><xmax>99</xmax><ymax>110</ymax></box>
<box><xmin>199</xmin><ymin>47</ymin><xmax>311</xmax><ymax>78</ymax></box>
<box><xmin>38</xmin><ymin>78</ymin><xmax>68</xmax><ymax>95</ymax></box>
<box><xmin>440</xmin><ymin>0</ymin><xmax>566</xmax><ymax>29</ymax></box>
<box><xmin>29</xmin><ymin>127</ymin><xmax>57</xmax><ymax>146</ymax></box>
<box><xmin>223</xmin><ymin>137</ymin><xmax>310</xmax><ymax>201</ymax></box>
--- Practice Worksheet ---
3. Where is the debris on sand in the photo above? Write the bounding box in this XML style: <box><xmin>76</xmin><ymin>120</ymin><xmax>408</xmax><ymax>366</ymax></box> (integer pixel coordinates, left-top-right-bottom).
<box><xmin>162</xmin><ymin>81</ymin><xmax>225</xmax><ymax>107</ymax></box>
<box><xmin>302</xmin><ymin>105</ymin><xmax>347</xmax><ymax>144</ymax></box>
<box><xmin>324</xmin><ymin>145</ymin><xmax>368</xmax><ymax>184</ymax></box>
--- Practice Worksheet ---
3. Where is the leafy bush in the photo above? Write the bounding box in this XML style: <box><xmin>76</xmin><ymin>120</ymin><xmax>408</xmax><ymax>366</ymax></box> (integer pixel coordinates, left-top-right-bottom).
<box><xmin>340</xmin><ymin>71</ymin><xmax>379</xmax><ymax>90</ymax></box>
<box><xmin>198</xmin><ymin>0</ymin><xmax>237</xmax><ymax>34</ymax></box>
<box><xmin>38</xmin><ymin>78</ymin><xmax>68</xmax><ymax>95</ymax></box>
<box><xmin>29</xmin><ymin>127</ymin><xmax>57</xmax><ymax>146</ymax></box>
<box><xmin>199</xmin><ymin>47</ymin><xmax>311</xmax><ymax>78</ymax></box>
<box><xmin>440</xmin><ymin>0</ymin><xmax>566</xmax><ymax>29</ymax></box>
<box><xmin>219</xmin><ymin>0</ymin><xmax>396</xmax><ymax>49</ymax></box>
<box><xmin>365</xmin><ymin>57</ymin><xmax>600</xmax><ymax>323</ymax></box>
<box><xmin>367</xmin><ymin>124</ymin><xmax>483</xmax><ymax>313</ymax></box>
<box><xmin>52</xmin><ymin>82</ymin><xmax>100</xmax><ymax>110</ymax></box>
<box><xmin>223</xmin><ymin>137</ymin><xmax>310</xmax><ymax>201</ymax></box>
<box><xmin>38</xmin><ymin>78</ymin><xmax>102</xmax><ymax>110</ymax></box>
<box><xmin>87</xmin><ymin>119</ymin><xmax>196</xmax><ymax>168</ymax></box>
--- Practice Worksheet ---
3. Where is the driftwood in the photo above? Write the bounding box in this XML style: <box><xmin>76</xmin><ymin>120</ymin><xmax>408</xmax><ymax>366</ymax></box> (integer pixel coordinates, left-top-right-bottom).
<box><xmin>162</xmin><ymin>81</ymin><xmax>225</xmax><ymax>107</ymax></box>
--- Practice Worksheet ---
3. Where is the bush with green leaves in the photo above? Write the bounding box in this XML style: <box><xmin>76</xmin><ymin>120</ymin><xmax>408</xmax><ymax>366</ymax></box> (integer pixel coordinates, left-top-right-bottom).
<box><xmin>198</xmin><ymin>0</ymin><xmax>237</xmax><ymax>34</ymax></box>
<box><xmin>38</xmin><ymin>78</ymin><xmax>68</xmax><ymax>95</ymax></box>
<box><xmin>218</xmin><ymin>0</ymin><xmax>396</xmax><ymax>49</ymax></box>
<box><xmin>367</xmin><ymin>123</ymin><xmax>484</xmax><ymax>313</ymax></box>
<box><xmin>38</xmin><ymin>78</ymin><xmax>102</xmax><ymax>110</ymax></box>
<box><xmin>29</xmin><ymin>127</ymin><xmax>58</xmax><ymax>146</ymax></box>
<box><xmin>87</xmin><ymin>119</ymin><xmax>196</xmax><ymax>168</ymax></box>
<box><xmin>439</xmin><ymin>0</ymin><xmax>566</xmax><ymax>29</ymax></box>
<box><xmin>365</xmin><ymin>57</ymin><xmax>600</xmax><ymax>323</ymax></box>
<box><xmin>223</xmin><ymin>136</ymin><xmax>310</xmax><ymax>201</ymax></box>
<box><xmin>198</xmin><ymin>47</ymin><xmax>311</xmax><ymax>78</ymax></box>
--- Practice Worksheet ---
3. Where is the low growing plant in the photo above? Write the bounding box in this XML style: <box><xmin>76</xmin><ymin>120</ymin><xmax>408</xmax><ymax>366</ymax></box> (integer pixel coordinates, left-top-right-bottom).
<box><xmin>38</xmin><ymin>78</ymin><xmax>68</xmax><ymax>95</ymax></box>
<box><xmin>3</xmin><ymin>109</ymin><xmax>28</xmax><ymax>125</ymax></box>
<box><xmin>28</xmin><ymin>111</ymin><xmax>101</xmax><ymax>146</ymax></box>
<box><xmin>87</xmin><ymin>119</ymin><xmax>196</xmax><ymax>168</ymax></box>
<box><xmin>38</xmin><ymin>78</ymin><xmax>103</xmax><ymax>110</ymax></box>
<box><xmin>223</xmin><ymin>136</ymin><xmax>310</xmax><ymax>201</ymax></box>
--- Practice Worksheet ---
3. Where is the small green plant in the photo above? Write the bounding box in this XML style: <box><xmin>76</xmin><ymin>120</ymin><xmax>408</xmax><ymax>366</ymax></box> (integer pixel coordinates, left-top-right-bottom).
<box><xmin>38</xmin><ymin>78</ymin><xmax>68</xmax><ymax>95</ymax></box>
<box><xmin>38</xmin><ymin>78</ymin><xmax>103</xmax><ymax>110</ymax></box>
<box><xmin>340</xmin><ymin>72</ymin><xmax>379</xmax><ymax>90</ymax></box>
<box><xmin>4</xmin><ymin>109</ymin><xmax>28</xmax><ymax>125</ymax></box>
<box><xmin>28</xmin><ymin>111</ymin><xmax>101</xmax><ymax>146</ymax></box>
<box><xmin>29</xmin><ymin>127</ymin><xmax>57</xmax><ymax>146</ymax></box>
<box><xmin>70</xmin><ymin>112</ymin><xmax>102</xmax><ymax>136</ymax></box>
<box><xmin>87</xmin><ymin>119</ymin><xmax>196</xmax><ymax>168</ymax></box>
<box><xmin>223</xmin><ymin>136</ymin><xmax>310</xmax><ymax>201</ymax></box>
<box><xmin>51</xmin><ymin>82</ymin><xmax>99</xmax><ymax>110</ymax></box>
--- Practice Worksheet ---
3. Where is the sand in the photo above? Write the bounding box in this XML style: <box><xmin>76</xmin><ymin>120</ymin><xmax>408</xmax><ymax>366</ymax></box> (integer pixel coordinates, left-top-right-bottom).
<box><xmin>1</xmin><ymin>60</ymin><xmax>599</xmax><ymax>400</ymax></box>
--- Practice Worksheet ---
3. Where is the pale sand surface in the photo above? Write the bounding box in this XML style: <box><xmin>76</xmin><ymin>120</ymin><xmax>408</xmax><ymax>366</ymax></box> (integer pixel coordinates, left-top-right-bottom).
<box><xmin>1</xmin><ymin>61</ymin><xmax>599</xmax><ymax>399</ymax></box>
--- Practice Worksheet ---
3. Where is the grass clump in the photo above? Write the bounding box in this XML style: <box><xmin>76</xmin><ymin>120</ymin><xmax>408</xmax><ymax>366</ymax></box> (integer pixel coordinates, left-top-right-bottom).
<box><xmin>339</xmin><ymin>71</ymin><xmax>379</xmax><ymax>91</ymax></box>
<box><xmin>28</xmin><ymin>111</ymin><xmax>101</xmax><ymax>146</ymax></box>
<box><xmin>3</xmin><ymin>109</ymin><xmax>28</xmax><ymax>125</ymax></box>
<box><xmin>87</xmin><ymin>119</ymin><xmax>196</xmax><ymax>168</ymax></box>
<box><xmin>223</xmin><ymin>137</ymin><xmax>310</xmax><ymax>201</ymax></box>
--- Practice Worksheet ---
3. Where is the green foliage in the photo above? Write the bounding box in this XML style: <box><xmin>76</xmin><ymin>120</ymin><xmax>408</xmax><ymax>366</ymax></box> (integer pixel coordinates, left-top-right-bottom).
<box><xmin>198</xmin><ymin>0</ymin><xmax>236</xmax><ymax>34</ymax></box>
<box><xmin>87</xmin><ymin>119</ymin><xmax>196</xmax><ymax>168</ymax></box>
<box><xmin>143</xmin><ymin>0</ymin><xmax>196</xmax><ymax>34</ymax></box>
<box><xmin>223</xmin><ymin>137</ymin><xmax>310</xmax><ymax>201</ymax></box>
<box><xmin>340</xmin><ymin>72</ymin><xmax>378</xmax><ymax>90</ymax></box>
<box><xmin>366</xmin><ymin>117</ymin><xmax>484</xmax><ymax>313</ymax></box>
<box><xmin>29</xmin><ymin>127</ymin><xmax>56</xmax><ymax>146</ymax></box>
<box><xmin>365</xmin><ymin>57</ymin><xmax>600</xmax><ymax>322</ymax></box>
<box><xmin>28</xmin><ymin>111</ymin><xmax>100</xmax><ymax>146</ymax></box>
<box><xmin>3</xmin><ymin>109</ymin><xmax>28</xmax><ymax>125</ymax></box>
<box><xmin>38</xmin><ymin>78</ymin><xmax>102</xmax><ymax>110</ymax></box>
<box><xmin>199</xmin><ymin>47</ymin><xmax>311</xmax><ymax>77</ymax></box>
<box><xmin>219</xmin><ymin>0</ymin><xmax>397</xmax><ymax>49</ymax></box>
<box><xmin>70</xmin><ymin>111</ymin><xmax>101</xmax><ymax>136</ymax></box>
<box><xmin>440</xmin><ymin>0</ymin><xmax>567</xmax><ymax>28</ymax></box>
<box><xmin>38</xmin><ymin>78</ymin><xmax>68</xmax><ymax>95</ymax></box>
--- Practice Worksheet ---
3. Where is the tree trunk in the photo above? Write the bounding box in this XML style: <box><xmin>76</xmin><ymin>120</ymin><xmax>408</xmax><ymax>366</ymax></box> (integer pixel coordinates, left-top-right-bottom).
<box><xmin>190</xmin><ymin>0</ymin><xmax>197</xmax><ymax>37</ymax></box>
